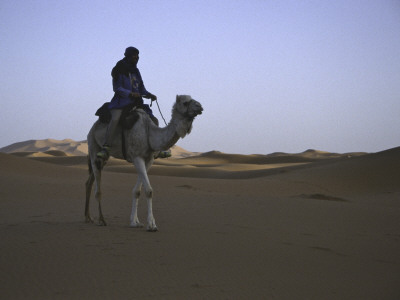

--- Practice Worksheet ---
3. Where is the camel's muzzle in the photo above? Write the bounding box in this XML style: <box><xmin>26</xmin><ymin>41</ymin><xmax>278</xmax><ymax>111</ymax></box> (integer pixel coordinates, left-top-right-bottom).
<box><xmin>190</xmin><ymin>100</ymin><xmax>203</xmax><ymax>117</ymax></box>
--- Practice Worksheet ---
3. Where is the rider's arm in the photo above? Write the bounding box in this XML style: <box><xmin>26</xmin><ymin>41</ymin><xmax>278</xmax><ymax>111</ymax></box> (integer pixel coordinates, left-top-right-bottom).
<box><xmin>138</xmin><ymin>77</ymin><xmax>156</xmax><ymax>100</ymax></box>
<box><xmin>139</xmin><ymin>84</ymin><xmax>150</xmax><ymax>98</ymax></box>
<box><xmin>135</xmin><ymin>69</ymin><xmax>151</xmax><ymax>98</ymax></box>
<box><xmin>112</xmin><ymin>74</ymin><xmax>134</xmax><ymax>98</ymax></box>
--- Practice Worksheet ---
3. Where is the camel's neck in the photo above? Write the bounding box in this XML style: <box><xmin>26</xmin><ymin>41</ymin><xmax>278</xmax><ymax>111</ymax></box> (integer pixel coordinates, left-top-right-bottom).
<box><xmin>148</xmin><ymin>112</ymin><xmax>192</xmax><ymax>151</ymax></box>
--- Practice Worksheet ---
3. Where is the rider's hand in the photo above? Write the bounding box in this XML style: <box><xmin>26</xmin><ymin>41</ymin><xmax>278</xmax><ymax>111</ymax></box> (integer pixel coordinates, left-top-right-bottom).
<box><xmin>145</xmin><ymin>93</ymin><xmax>157</xmax><ymax>101</ymax></box>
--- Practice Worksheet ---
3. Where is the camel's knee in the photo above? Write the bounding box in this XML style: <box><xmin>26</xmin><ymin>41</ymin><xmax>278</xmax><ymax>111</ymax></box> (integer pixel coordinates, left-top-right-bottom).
<box><xmin>132</xmin><ymin>184</ymin><xmax>142</xmax><ymax>198</ymax></box>
<box><xmin>144</xmin><ymin>188</ymin><xmax>153</xmax><ymax>198</ymax></box>
<box><xmin>134</xmin><ymin>190</ymin><xmax>141</xmax><ymax>198</ymax></box>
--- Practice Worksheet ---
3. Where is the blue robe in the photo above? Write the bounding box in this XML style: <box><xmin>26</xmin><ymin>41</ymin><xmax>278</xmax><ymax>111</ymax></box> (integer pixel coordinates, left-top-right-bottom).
<box><xmin>108</xmin><ymin>69</ymin><xmax>154</xmax><ymax>117</ymax></box>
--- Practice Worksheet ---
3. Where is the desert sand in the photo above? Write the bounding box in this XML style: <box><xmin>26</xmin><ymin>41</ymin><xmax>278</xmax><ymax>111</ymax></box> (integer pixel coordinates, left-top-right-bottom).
<box><xmin>0</xmin><ymin>139</ymin><xmax>399</xmax><ymax>299</ymax></box>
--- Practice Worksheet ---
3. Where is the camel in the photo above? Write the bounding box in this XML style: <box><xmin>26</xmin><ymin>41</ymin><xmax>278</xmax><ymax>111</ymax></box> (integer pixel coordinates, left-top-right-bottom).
<box><xmin>85</xmin><ymin>95</ymin><xmax>203</xmax><ymax>231</ymax></box>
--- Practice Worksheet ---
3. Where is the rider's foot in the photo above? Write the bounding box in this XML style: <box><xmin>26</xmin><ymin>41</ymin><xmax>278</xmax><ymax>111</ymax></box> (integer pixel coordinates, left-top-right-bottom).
<box><xmin>97</xmin><ymin>145</ymin><xmax>111</xmax><ymax>160</ymax></box>
<box><xmin>155</xmin><ymin>149</ymin><xmax>171</xmax><ymax>159</ymax></box>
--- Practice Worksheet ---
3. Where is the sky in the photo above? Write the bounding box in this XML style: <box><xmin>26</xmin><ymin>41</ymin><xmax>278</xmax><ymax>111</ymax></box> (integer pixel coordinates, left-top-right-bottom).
<box><xmin>1</xmin><ymin>0</ymin><xmax>399</xmax><ymax>154</ymax></box>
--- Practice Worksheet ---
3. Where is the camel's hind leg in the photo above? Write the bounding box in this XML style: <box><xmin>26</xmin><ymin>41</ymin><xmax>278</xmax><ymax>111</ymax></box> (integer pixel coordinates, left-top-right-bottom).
<box><xmin>85</xmin><ymin>177</ymin><xmax>94</xmax><ymax>223</ymax></box>
<box><xmin>93</xmin><ymin>165</ymin><xmax>107</xmax><ymax>226</ymax></box>
<box><xmin>86</xmin><ymin>121</ymin><xmax>107</xmax><ymax>226</ymax></box>
<box><xmin>85</xmin><ymin>155</ymin><xmax>107</xmax><ymax>226</ymax></box>
<box><xmin>85</xmin><ymin>157</ymin><xmax>95</xmax><ymax>223</ymax></box>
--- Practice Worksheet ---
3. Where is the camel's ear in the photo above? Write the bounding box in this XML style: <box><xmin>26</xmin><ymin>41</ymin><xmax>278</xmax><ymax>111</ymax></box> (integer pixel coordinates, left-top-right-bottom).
<box><xmin>176</xmin><ymin>95</ymin><xmax>179</xmax><ymax>103</ymax></box>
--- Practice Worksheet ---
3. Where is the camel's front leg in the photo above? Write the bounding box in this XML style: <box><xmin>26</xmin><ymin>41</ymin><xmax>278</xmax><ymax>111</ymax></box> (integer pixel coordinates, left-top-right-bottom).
<box><xmin>130</xmin><ymin>179</ymin><xmax>144</xmax><ymax>228</ymax></box>
<box><xmin>133</xmin><ymin>157</ymin><xmax>157</xmax><ymax>232</ymax></box>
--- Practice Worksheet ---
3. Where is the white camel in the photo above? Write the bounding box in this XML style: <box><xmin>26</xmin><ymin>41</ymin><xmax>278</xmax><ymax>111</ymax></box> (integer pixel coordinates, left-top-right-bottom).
<box><xmin>85</xmin><ymin>95</ymin><xmax>203</xmax><ymax>231</ymax></box>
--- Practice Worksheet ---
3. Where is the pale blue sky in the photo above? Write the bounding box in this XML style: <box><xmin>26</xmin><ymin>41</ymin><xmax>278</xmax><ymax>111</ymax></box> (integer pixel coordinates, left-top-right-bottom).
<box><xmin>1</xmin><ymin>0</ymin><xmax>399</xmax><ymax>154</ymax></box>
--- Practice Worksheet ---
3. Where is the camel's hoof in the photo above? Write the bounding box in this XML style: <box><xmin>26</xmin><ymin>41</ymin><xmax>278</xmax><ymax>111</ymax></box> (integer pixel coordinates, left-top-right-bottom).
<box><xmin>147</xmin><ymin>226</ymin><xmax>158</xmax><ymax>232</ymax></box>
<box><xmin>85</xmin><ymin>216</ymin><xmax>94</xmax><ymax>223</ymax></box>
<box><xmin>130</xmin><ymin>223</ymin><xmax>144</xmax><ymax>228</ymax></box>
<box><xmin>97</xmin><ymin>218</ymin><xmax>107</xmax><ymax>226</ymax></box>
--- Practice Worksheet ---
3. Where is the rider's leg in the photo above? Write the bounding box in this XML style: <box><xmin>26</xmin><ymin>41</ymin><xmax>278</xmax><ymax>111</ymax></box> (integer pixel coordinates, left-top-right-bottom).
<box><xmin>104</xmin><ymin>109</ymin><xmax>123</xmax><ymax>146</ymax></box>
<box><xmin>97</xmin><ymin>108</ymin><xmax>123</xmax><ymax>159</ymax></box>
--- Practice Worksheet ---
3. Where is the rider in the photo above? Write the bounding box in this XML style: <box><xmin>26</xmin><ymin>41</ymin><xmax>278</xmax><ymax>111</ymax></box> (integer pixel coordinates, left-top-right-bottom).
<box><xmin>97</xmin><ymin>46</ymin><xmax>170</xmax><ymax>160</ymax></box>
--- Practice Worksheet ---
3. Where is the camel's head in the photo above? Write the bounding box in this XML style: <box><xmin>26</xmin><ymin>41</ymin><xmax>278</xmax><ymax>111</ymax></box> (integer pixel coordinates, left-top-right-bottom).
<box><xmin>174</xmin><ymin>95</ymin><xmax>203</xmax><ymax>120</ymax></box>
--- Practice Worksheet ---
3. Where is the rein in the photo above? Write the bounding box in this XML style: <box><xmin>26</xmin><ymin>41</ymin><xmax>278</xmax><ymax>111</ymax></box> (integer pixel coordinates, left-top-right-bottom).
<box><xmin>151</xmin><ymin>99</ymin><xmax>168</xmax><ymax>126</ymax></box>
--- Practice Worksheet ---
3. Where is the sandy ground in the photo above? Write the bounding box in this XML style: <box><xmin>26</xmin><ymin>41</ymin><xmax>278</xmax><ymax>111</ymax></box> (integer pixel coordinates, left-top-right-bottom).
<box><xmin>0</xmin><ymin>144</ymin><xmax>399</xmax><ymax>299</ymax></box>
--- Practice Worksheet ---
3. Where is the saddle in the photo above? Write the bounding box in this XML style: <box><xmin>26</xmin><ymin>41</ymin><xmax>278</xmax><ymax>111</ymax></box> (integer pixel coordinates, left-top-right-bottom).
<box><xmin>95</xmin><ymin>102</ymin><xmax>140</xmax><ymax>160</ymax></box>
<box><xmin>95</xmin><ymin>102</ymin><xmax>140</xmax><ymax>130</ymax></box>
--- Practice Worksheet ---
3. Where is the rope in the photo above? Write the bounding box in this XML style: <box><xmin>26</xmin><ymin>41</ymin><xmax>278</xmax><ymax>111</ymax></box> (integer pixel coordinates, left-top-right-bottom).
<box><xmin>152</xmin><ymin>99</ymin><xmax>168</xmax><ymax>126</ymax></box>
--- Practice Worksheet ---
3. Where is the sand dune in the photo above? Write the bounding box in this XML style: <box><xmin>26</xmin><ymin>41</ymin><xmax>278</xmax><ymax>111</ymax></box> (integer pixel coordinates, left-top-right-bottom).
<box><xmin>0</xmin><ymin>138</ymin><xmax>197</xmax><ymax>158</ymax></box>
<box><xmin>0</xmin><ymin>138</ymin><xmax>88</xmax><ymax>156</ymax></box>
<box><xmin>175</xmin><ymin>148</ymin><xmax>365</xmax><ymax>165</ymax></box>
<box><xmin>6</xmin><ymin>143</ymin><xmax>368</xmax><ymax>179</ymax></box>
<box><xmin>283</xmin><ymin>146</ymin><xmax>400</xmax><ymax>193</ymax></box>
<box><xmin>0</xmin><ymin>142</ymin><xmax>399</xmax><ymax>299</ymax></box>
